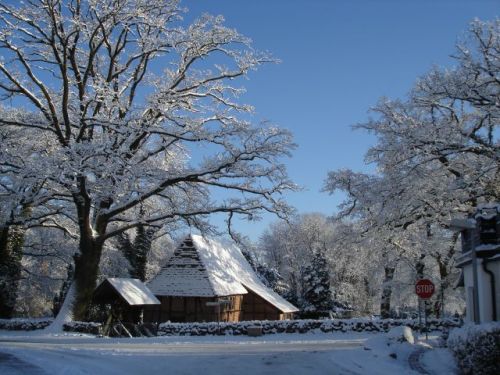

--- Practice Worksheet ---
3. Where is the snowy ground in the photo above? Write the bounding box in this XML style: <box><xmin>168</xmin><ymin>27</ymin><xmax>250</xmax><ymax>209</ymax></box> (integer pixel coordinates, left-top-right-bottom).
<box><xmin>0</xmin><ymin>330</ymin><xmax>458</xmax><ymax>375</ymax></box>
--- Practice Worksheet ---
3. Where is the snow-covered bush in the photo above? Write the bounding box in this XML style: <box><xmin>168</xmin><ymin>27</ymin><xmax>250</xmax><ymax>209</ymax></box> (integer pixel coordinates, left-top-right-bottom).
<box><xmin>447</xmin><ymin>323</ymin><xmax>500</xmax><ymax>375</ymax></box>
<box><xmin>0</xmin><ymin>318</ymin><xmax>52</xmax><ymax>330</ymax></box>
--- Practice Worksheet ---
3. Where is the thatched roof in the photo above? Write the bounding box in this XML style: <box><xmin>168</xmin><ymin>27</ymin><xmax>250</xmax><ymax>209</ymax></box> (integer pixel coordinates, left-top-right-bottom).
<box><xmin>148</xmin><ymin>235</ymin><xmax>298</xmax><ymax>314</ymax></box>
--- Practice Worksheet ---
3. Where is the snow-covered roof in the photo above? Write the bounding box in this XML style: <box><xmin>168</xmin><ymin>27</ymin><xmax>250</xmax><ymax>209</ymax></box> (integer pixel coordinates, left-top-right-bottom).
<box><xmin>148</xmin><ymin>235</ymin><xmax>299</xmax><ymax>313</ymax></box>
<box><xmin>490</xmin><ymin>253</ymin><xmax>500</xmax><ymax>261</ymax></box>
<box><xmin>147</xmin><ymin>236</ymin><xmax>248</xmax><ymax>297</ymax></box>
<box><xmin>475</xmin><ymin>244</ymin><xmax>500</xmax><ymax>251</ymax></box>
<box><xmin>474</xmin><ymin>203</ymin><xmax>500</xmax><ymax>220</ymax></box>
<box><xmin>97</xmin><ymin>278</ymin><xmax>160</xmax><ymax>306</ymax></box>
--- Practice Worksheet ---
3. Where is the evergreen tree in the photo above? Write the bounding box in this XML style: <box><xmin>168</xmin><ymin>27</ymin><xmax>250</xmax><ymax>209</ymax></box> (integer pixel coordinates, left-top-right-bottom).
<box><xmin>242</xmin><ymin>247</ymin><xmax>295</xmax><ymax>304</ymax></box>
<box><xmin>117</xmin><ymin>225</ymin><xmax>156</xmax><ymax>282</ymax></box>
<box><xmin>241</xmin><ymin>248</ymin><xmax>257</xmax><ymax>271</ymax></box>
<box><xmin>0</xmin><ymin>205</ymin><xmax>30</xmax><ymax>318</ymax></box>
<box><xmin>256</xmin><ymin>264</ymin><xmax>291</xmax><ymax>297</ymax></box>
<box><xmin>0</xmin><ymin>224</ymin><xmax>23</xmax><ymax>318</ymax></box>
<box><xmin>302</xmin><ymin>250</ymin><xmax>334</xmax><ymax>313</ymax></box>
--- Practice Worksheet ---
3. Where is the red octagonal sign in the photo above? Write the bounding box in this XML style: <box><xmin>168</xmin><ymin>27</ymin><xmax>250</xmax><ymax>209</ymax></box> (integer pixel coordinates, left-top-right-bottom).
<box><xmin>415</xmin><ymin>279</ymin><xmax>435</xmax><ymax>299</ymax></box>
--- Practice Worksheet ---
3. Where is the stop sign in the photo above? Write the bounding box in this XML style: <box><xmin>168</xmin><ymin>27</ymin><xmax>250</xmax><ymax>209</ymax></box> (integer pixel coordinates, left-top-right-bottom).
<box><xmin>415</xmin><ymin>279</ymin><xmax>435</xmax><ymax>299</ymax></box>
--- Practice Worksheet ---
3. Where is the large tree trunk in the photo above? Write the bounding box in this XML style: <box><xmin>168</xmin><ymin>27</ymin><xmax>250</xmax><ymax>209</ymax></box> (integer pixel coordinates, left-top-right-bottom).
<box><xmin>363</xmin><ymin>276</ymin><xmax>374</xmax><ymax>315</ymax></box>
<box><xmin>72</xmin><ymin>233</ymin><xmax>104</xmax><ymax>321</ymax></box>
<box><xmin>380</xmin><ymin>265</ymin><xmax>395</xmax><ymax>319</ymax></box>
<box><xmin>70</xmin><ymin>177</ymin><xmax>109</xmax><ymax>321</ymax></box>
<box><xmin>434</xmin><ymin>233</ymin><xmax>458</xmax><ymax>318</ymax></box>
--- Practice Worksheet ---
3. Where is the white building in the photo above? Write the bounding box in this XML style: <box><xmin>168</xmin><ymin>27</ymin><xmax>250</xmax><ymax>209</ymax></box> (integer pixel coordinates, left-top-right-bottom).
<box><xmin>453</xmin><ymin>204</ymin><xmax>500</xmax><ymax>323</ymax></box>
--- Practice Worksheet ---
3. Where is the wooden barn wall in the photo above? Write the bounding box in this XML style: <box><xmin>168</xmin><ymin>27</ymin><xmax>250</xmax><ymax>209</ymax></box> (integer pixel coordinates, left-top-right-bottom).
<box><xmin>241</xmin><ymin>289</ymin><xmax>284</xmax><ymax>321</ymax></box>
<box><xmin>144</xmin><ymin>291</ymin><xmax>293</xmax><ymax>323</ymax></box>
<box><xmin>143</xmin><ymin>295</ymin><xmax>243</xmax><ymax>323</ymax></box>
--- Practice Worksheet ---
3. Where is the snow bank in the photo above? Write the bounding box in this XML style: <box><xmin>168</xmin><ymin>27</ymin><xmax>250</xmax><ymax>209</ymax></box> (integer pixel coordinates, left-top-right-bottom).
<box><xmin>420</xmin><ymin>348</ymin><xmax>459</xmax><ymax>375</ymax></box>
<box><xmin>45</xmin><ymin>283</ymin><xmax>76</xmax><ymax>333</ymax></box>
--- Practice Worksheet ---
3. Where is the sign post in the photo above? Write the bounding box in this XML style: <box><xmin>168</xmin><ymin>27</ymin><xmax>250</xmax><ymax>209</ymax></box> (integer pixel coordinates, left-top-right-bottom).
<box><xmin>415</xmin><ymin>279</ymin><xmax>435</xmax><ymax>340</ymax></box>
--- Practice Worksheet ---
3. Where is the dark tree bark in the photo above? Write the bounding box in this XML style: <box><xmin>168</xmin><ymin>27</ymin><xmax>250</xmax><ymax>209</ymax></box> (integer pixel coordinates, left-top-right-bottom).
<box><xmin>362</xmin><ymin>276</ymin><xmax>375</xmax><ymax>315</ymax></box>
<box><xmin>416</xmin><ymin>253</ymin><xmax>426</xmax><ymax>280</ymax></box>
<box><xmin>71</xmin><ymin>177</ymin><xmax>110</xmax><ymax>321</ymax></box>
<box><xmin>380</xmin><ymin>265</ymin><xmax>395</xmax><ymax>319</ymax></box>
<box><xmin>433</xmin><ymin>232</ymin><xmax>459</xmax><ymax>317</ymax></box>
<box><xmin>73</xmin><ymin>236</ymin><xmax>105</xmax><ymax>321</ymax></box>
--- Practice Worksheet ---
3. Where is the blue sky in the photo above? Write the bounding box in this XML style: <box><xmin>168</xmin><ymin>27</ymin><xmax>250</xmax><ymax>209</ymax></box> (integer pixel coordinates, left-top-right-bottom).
<box><xmin>183</xmin><ymin>0</ymin><xmax>498</xmax><ymax>239</ymax></box>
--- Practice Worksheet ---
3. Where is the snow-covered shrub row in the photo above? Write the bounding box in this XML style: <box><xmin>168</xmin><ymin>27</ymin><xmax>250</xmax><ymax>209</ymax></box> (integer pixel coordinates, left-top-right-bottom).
<box><xmin>157</xmin><ymin>318</ymin><xmax>462</xmax><ymax>336</ymax></box>
<box><xmin>0</xmin><ymin>318</ymin><xmax>53</xmax><ymax>331</ymax></box>
<box><xmin>447</xmin><ymin>323</ymin><xmax>500</xmax><ymax>375</ymax></box>
<box><xmin>63</xmin><ymin>321</ymin><xmax>103</xmax><ymax>335</ymax></box>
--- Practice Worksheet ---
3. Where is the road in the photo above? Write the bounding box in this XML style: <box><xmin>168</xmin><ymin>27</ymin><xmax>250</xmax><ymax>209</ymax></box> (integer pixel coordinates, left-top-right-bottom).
<box><xmin>0</xmin><ymin>352</ymin><xmax>47</xmax><ymax>375</ymax></box>
<box><xmin>0</xmin><ymin>335</ymin><xmax>366</xmax><ymax>375</ymax></box>
<box><xmin>0</xmin><ymin>335</ymin><xmax>364</xmax><ymax>352</ymax></box>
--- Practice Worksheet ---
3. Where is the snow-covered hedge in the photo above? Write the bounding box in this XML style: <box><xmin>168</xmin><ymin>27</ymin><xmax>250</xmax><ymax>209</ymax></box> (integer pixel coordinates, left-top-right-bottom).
<box><xmin>0</xmin><ymin>318</ymin><xmax>100</xmax><ymax>334</ymax></box>
<box><xmin>63</xmin><ymin>321</ymin><xmax>103</xmax><ymax>335</ymax></box>
<box><xmin>1</xmin><ymin>317</ymin><xmax>462</xmax><ymax>337</ymax></box>
<box><xmin>157</xmin><ymin>318</ymin><xmax>462</xmax><ymax>336</ymax></box>
<box><xmin>447</xmin><ymin>323</ymin><xmax>500</xmax><ymax>375</ymax></box>
<box><xmin>0</xmin><ymin>318</ymin><xmax>53</xmax><ymax>331</ymax></box>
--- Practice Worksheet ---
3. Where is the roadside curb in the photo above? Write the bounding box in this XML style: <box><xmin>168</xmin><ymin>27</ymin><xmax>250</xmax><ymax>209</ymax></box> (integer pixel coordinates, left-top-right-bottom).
<box><xmin>408</xmin><ymin>347</ymin><xmax>429</xmax><ymax>374</ymax></box>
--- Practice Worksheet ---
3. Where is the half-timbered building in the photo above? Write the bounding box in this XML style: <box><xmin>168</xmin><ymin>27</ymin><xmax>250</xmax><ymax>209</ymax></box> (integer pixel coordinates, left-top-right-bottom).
<box><xmin>144</xmin><ymin>235</ymin><xmax>298</xmax><ymax>323</ymax></box>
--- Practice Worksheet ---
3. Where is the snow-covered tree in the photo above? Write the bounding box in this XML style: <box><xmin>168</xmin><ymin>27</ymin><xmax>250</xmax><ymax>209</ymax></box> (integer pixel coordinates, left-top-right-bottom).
<box><xmin>259</xmin><ymin>213</ymin><xmax>362</xmax><ymax>310</ymax></box>
<box><xmin>18</xmin><ymin>223</ymin><xmax>77</xmax><ymax>317</ymax></box>
<box><xmin>302</xmin><ymin>249</ymin><xmax>334</xmax><ymax>314</ymax></box>
<box><xmin>330</xmin><ymin>222</ymin><xmax>380</xmax><ymax>315</ymax></box>
<box><xmin>259</xmin><ymin>213</ymin><xmax>382</xmax><ymax>315</ymax></box>
<box><xmin>117</xmin><ymin>224</ymin><xmax>156</xmax><ymax>282</ymax></box>
<box><xmin>260</xmin><ymin>214</ymin><xmax>332</xmax><ymax>304</ymax></box>
<box><xmin>237</xmin><ymin>236</ymin><xmax>292</xmax><ymax>299</ymax></box>
<box><xmin>324</xmin><ymin>18</ymin><xmax>498</xmax><ymax>318</ymax></box>
<box><xmin>0</xmin><ymin>0</ymin><xmax>296</xmax><ymax>320</ymax></box>
<box><xmin>0</xmin><ymin>219</ymin><xmax>24</xmax><ymax>318</ymax></box>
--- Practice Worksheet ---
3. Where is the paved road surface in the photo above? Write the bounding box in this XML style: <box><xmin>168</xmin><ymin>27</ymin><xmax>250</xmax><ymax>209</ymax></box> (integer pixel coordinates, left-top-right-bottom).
<box><xmin>0</xmin><ymin>336</ymin><xmax>363</xmax><ymax>353</ymax></box>
<box><xmin>0</xmin><ymin>352</ymin><xmax>47</xmax><ymax>375</ymax></box>
<box><xmin>0</xmin><ymin>336</ymin><xmax>365</xmax><ymax>375</ymax></box>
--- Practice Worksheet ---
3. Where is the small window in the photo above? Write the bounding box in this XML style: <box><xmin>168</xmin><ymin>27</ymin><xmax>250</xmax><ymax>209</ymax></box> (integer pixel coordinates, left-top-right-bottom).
<box><xmin>461</xmin><ymin>230</ymin><xmax>472</xmax><ymax>252</ymax></box>
<box><xmin>480</xmin><ymin>218</ymin><xmax>498</xmax><ymax>244</ymax></box>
